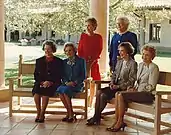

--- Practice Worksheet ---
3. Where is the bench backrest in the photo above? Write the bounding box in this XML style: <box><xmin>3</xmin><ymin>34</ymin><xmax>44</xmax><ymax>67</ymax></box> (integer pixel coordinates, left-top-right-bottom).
<box><xmin>18</xmin><ymin>54</ymin><xmax>171</xmax><ymax>88</ymax></box>
<box><xmin>18</xmin><ymin>55</ymin><xmax>35</xmax><ymax>87</ymax></box>
<box><xmin>158</xmin><ymin>71</ymin><xmax>171</xmax><ymax>86</ymax></box>
<box><xmin>18</xmin><ymin>55</ymin><xmax>35</xmax><ymax>75</ymax></box>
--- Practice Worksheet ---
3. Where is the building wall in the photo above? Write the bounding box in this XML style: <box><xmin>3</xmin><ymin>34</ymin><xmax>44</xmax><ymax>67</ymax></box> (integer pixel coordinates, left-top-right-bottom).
<box><xmin>145</xmin><ymin>18</ymin><xmax>171</xmax><ymax>48</ymax></box>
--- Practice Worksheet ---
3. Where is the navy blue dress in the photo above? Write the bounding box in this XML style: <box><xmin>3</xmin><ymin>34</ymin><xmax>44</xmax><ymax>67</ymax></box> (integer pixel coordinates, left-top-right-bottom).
<box><xmin>56</xmin><ymin>55</ymin><xmax>86</xmax><ymax>98</ymax></box>
<box><xmin>32</xmin><ymin>56</ymin><xmax>63</xmax><ymax>97</ymax></box>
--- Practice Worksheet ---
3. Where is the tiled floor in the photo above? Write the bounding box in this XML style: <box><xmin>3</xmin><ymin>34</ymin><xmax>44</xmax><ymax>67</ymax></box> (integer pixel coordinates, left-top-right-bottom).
<box><xmin>0</xmin><ymin>100</ymin><xmax>170</xmax><ymax>135</ymax></box>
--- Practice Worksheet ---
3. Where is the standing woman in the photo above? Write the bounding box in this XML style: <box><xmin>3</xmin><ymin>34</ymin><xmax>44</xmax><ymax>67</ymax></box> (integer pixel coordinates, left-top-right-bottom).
<box><xmin>32</xmin><ymin>40</ymin><xmax>63</xmax><ymax>123</ymax></box>
<box><xmin>109</xmin><ymin>16</ymin><xmax>138</xmax><ymax>71</ymax></box>
<box><xmin>56</xmin><ymin>42</ymin><xmax>86</xmax><ymax>122</ymax></box>
<box><xmin>78</xmin><ymin>17</ymin><xmax>103</xmax><ymax>80</ymax></box>
<box><xmin>107</xmin><ymin>45</ymin><xmax>159</xmax><ymax>132</ymax></box>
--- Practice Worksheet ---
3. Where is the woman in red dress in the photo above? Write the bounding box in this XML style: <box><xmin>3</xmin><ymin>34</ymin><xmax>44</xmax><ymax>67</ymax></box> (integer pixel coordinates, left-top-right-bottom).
<box><xmin>78</xmin><ymin>17</ymin><xmax>103</xmax><ymax>80</ymax></box>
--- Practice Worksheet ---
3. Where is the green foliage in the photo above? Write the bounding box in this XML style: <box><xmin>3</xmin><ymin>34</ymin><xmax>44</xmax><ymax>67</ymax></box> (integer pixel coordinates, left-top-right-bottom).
<box><xmin>109</xmin><ymin>0</ymin><xmax>137</xmax><ymax>33</ymax></box>
<box><xmin>5</xmin><ymin>67</ymin><xmax>34</xmax><ymax>86</ymax></box>
<box><xmin>5</xmin><ymin>0</ymin><xmax>171</xmax><ymax>35</ymax></box>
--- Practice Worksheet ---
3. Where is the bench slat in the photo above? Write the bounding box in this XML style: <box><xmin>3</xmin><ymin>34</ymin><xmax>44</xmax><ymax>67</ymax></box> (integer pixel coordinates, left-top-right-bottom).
<box><xmin>128</xmin><ymin>102</ymin><xmax>154</xmax><ymax>114</ymax></box>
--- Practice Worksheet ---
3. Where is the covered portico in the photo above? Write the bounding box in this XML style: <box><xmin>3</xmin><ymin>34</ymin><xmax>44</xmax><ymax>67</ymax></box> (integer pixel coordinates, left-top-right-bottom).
<box><xmin>0</xmin><ymin>0</ymin><xmax>147</xmax><ymax>101</ymax></box>
<box><xmin>0</xmin><ymin>0</ymin><xmax>109</xmax><ymax>101</ymax></box>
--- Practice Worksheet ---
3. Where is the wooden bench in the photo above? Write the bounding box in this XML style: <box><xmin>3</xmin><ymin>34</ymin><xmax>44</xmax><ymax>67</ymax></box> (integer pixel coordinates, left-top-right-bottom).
<box><xmin>8</xmin><ymin>55</ymin><xmax>90</xmax><ymax>119</ymax></box>
<box><xmin>93</xmin><ymin>71</ymin><xmax>171</xmax><ymax>135</ymax></box>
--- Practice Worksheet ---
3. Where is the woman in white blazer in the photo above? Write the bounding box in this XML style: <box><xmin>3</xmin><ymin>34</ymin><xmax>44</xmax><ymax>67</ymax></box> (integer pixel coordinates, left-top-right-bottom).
<box><xmin>107</xmin><ymin>45</ymin><xmax>159</xmax><ymax>132</ymax></box>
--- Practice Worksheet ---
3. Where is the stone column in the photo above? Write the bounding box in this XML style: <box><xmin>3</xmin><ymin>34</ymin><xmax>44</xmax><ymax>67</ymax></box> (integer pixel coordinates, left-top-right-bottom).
<box><xmin>140</xmin><ymin>14</ymin><xmax>146</xmax><ymax>47</ymax></box>
<box><xmin>6</xmin><ymin>25</ymin><xmax>11</xmax><ymax>42</ymax></box>
<box><xmin>19</xmin><ymin>30</ymin><xmax>23</xmax><ymax>40</ymax></box>
<box><xmin>90</xmin><ymin>0</ymin><xmax>109</xmax><ymax>73</ymax></box>
<box><xmin>0</xmin><ymin>0</ymin><xmax>8</xmax><ymax>102</ymax></box>
<box><xmin>89</xmin><ymin>0</ymin><xmax>109</xmax><ymax>107</ymax></box>
<box><xmin>0</xmin><ymin>0</ymin><xmax>5</xmax><ymax>88</ymax></box>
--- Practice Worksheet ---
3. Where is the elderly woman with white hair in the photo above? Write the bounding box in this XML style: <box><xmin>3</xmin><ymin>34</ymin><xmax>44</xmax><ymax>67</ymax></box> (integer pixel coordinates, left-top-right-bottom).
<box><xmin>56</xmin><ymin>42</ymin><xmax>86</xmax><ymax>123</ymax></box>
<box><xmin>109</xmin><ymin>16</ymin><xmax>138</xmax><ymax>71</ymax></box>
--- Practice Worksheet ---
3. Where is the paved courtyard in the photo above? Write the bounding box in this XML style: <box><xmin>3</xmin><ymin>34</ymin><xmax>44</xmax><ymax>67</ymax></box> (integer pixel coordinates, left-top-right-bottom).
<box><xmin>0</xmin><ymin>101</ymin><xmax>159</xmax><ymax>135</ymax></box>
<box><xmin>5</xmin><ymin>42</ymin><xmax>65</xmax><ymax>68</ymax></box>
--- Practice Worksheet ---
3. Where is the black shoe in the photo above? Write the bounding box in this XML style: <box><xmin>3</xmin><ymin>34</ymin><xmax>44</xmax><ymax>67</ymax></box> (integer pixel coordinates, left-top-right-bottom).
<box><xmin>62</xmin><ymin>116</ymin><xmax>69</xmax><ymax>122</ymax></box>
<box><xmin>67</xmin><ymin>115</ymin><xmax>77</xmax><ymax>123</ymax></box>
<box><xmin>86</xmin><ymin>118</ymin><xmax>100</xmax><ymax>126</ymax></box>
<box><xmin>106</xmin><ymin>123</ymin><xmax>116</xmax><ymax>131</ymax></box>
<box><xmin>38</xmin><ymin>119</ymin><xmax>44</xmax><ymax>123</ymax></box>
<box><xmin>107</xmin><ymin>122</ymin><xmax>127</xmax><ymax>132</ymax></box>
<box><xmin>38</xmin><ymin>116</ymin><xmax>45</xmax><ymax>123</ymax></box>
<box><xmin>87</xmin><ymin>117</ymin><xmax>94</xmax><ymax>122</ymax></box>
<box><xmin>35</xmin><ymin>118</ymin><xmax>39</xmax><ymax>122</ymax></box>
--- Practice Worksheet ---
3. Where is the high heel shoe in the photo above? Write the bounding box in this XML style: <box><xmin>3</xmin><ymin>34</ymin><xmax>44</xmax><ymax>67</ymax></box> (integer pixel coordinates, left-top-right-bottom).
<box><xmin>87</xmin><ymin>116</ymin><xmax>103</xmax><ymax>123</ymax></box>
<box><xmin>106</xmin><ymin>123</ymin><xmax>116</xmax><ymax>131</ymax></box>
<box><xmin>86</xmin><ymin>118</ymin><xmax>100</xmax><ymax>126</ymax></box>
<box><xmin>38</xmin><ymin>116</ymin><xmax>45</xmax><ymax>123</ymax></box>
<box><xmin>67</xmin><ymin>114</ymin><xmax>77</xmax><ymax>123</ymax></box>
<box><xmin>107</xmin><ymin>122</ymin><xmax>127</xmax><ymax>132</ymax></box>
<box><xmin>87</xmin><ymin>117</ymin><xmax>94</xmax><ymax>122</ymax></box>
<box><xmin>62</xmin><ymin>116</ymin><xmax>69</xmax><ymax>122</ymax></box>
<box><xmin>35</xmin><ymin>114</ymin><xmax>40</xmax><ymax>122</ymax></box>
<box><xmin>35</xmin><ymin>118</ymin><xmax>39</xmax><ymax>122</ymax></box>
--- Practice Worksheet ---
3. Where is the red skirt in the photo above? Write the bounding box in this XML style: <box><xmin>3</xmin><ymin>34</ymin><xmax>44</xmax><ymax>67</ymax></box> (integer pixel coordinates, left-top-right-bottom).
<box><xmin>91</xmin><ymin>60</ymin><xmax>101</xmax><ymax>80</ymax></box>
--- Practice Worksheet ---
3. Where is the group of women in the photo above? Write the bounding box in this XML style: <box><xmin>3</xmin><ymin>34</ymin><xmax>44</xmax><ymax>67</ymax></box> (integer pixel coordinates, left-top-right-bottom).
<box><xmin>32</xmin><ymin>16</ymin><xmax>160</xmax><ymax>133</ymax></box>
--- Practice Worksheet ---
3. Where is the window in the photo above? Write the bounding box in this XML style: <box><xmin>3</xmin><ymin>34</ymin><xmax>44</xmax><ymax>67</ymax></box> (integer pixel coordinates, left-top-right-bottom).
<box><xmin>37</xmin><ymin>30</ymin><xmax>42</xmax><ymax>36</ymax></box>
<box><xmin>149</xmin><ymin>23</ymin><xmax>161</xmax><ymax>42</ymax></box>
<box><xmin>51</xmin><ymin>31</ymin><xmax>55</xmax><ymax>37</ymax></box>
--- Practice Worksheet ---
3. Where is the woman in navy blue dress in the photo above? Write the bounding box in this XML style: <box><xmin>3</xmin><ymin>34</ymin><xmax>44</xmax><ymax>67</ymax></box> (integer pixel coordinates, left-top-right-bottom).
<box><xmin>56</xmin><ymin>42</ymin><xmax>86</xmax><ymax>122</ymax></box>
<box><xmin>32</xmin><ymin>40</ymin><xmax>63</xmax><ymax>123</ymax></box>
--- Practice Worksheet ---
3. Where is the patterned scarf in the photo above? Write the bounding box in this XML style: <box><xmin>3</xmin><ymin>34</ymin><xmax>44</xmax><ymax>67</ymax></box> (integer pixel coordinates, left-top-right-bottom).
<box><xmin>67</xmin><ymin>56</ymin><xmax>76</xmax><ymax>66</ymax></box>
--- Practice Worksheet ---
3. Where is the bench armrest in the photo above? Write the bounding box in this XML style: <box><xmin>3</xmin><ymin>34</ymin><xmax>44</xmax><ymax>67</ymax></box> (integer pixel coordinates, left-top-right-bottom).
<box><xmin>7</xmin><ymin>77</ymin><xmax>21</xmax><ymax>91</ymax></box>
<box><xmin>7</xmin><ymin>75</ymin><xmax>22</xmax><ymax>81</ymax></box>
<box><xmin>92</xmin><ymin>80</ymin><xmax>110</xmax><ymax>84</ymax></box>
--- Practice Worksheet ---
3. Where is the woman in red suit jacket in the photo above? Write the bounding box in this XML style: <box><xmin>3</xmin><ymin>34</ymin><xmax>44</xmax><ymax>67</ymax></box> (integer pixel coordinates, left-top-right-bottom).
<box><xmin>78</xmin><ymin>17</ymin><xmax>103</xmax><ymax>80</ymax></box>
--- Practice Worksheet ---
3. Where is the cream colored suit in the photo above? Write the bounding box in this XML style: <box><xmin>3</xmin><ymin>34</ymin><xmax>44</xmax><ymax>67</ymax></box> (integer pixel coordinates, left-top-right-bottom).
<box><xmin>111</xmin><ymin>59</ymin><xmax>137</xmax><ymax>90</ymax></box>
<box><xmin>135</xmin><ymin>62</ymin><xmax>159</xmax><ymax>93</ymax></box>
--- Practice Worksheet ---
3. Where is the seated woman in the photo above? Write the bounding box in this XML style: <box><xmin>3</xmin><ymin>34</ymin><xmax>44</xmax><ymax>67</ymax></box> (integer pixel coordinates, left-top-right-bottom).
<box><xmin>86</xmin><ymin>42</ymin><xmax>137</xmax><ymax>125</ymax></box>
<box><xmin>56</xmin><ymin>42</ymin><xmax>86</xmax><ymax>122</ymax></box>
<box><xmin>32</xmin><ymin>40</ymin><xmax>63</xmax><ymax>123</ymax></box>
<box><xmin>107</xmin><ymin>45</ymin><xmax>159</xmax><ymax>132</ymax></box>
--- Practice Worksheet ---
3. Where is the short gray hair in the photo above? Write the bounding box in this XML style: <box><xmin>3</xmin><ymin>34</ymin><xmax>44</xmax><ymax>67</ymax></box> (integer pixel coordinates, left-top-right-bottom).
<box><xmin>64</xmin><ymin>42</ymin><xmax>77</xmax><ymax>54</ymax></box>
<box><xmin>116</xmin><ymin>16</ymin><xmax>130</xmax><ymax>25</ymax></box>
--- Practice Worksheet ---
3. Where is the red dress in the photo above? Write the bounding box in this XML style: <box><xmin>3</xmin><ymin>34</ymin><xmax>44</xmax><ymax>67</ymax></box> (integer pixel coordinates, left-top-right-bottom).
<box><xmin>78</xmin><ymin>33</ymin><xmax>103</xmax><ymax>80</ymax></box>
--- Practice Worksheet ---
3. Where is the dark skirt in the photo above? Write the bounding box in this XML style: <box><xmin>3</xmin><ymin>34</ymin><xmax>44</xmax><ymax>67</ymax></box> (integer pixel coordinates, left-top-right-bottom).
<box><xmin>100</xmin><ymin>87</ymin><xmax>120</xmax><ymax>101</ymax></box>
<box><xmin>120</xmin><ymin>91</ymin><xmax>155</xmax><ymax>104</ymax></box>
<box><xmin>32</xmin><ymin>83</ymin><xmax>59</xmax><ymax>97</ymax></box>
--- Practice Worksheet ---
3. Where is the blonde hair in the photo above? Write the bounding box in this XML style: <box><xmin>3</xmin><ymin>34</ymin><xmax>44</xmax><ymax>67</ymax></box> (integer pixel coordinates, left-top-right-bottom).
<box><xmin>85</xmin><ymin>17</ymin><xmax>98</xmax><ymax>30</ymax></box>
<box><xmin>141</xmin><ymin>45</ymin><xmax>156</xmax><ymax>60</ymax></box>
